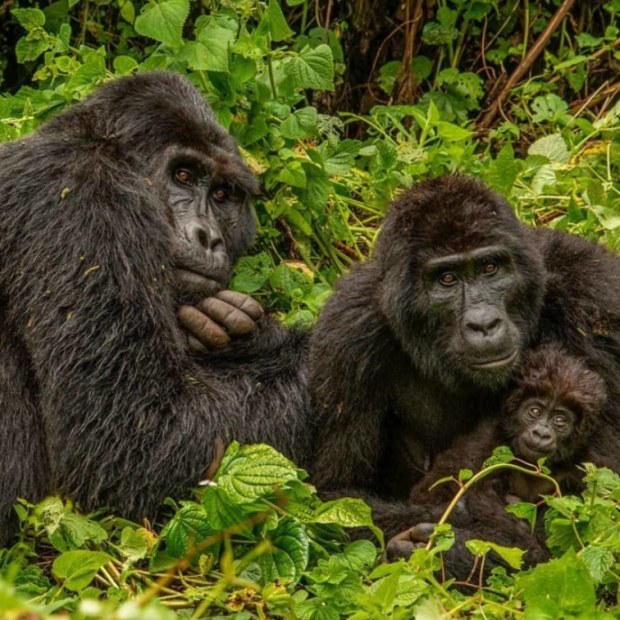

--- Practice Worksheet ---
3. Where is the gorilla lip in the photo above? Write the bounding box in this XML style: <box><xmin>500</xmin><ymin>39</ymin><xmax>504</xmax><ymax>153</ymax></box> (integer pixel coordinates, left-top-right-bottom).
<box><xmin>471</xmin><ymin>349</ymin><xmax>518</xmax><ymax>370</ymax></box>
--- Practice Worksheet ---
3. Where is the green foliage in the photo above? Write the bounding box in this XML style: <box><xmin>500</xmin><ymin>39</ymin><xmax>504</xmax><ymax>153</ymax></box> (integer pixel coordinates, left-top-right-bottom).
<box><xmin>2</xmin><ymin>447</ymin><xmax>620</xmax><ymax>618</ymax></box>
<box><xmin>1</xmin><ymin>0</ymin><xmax>620</xmax><ymax>616</ymax></box>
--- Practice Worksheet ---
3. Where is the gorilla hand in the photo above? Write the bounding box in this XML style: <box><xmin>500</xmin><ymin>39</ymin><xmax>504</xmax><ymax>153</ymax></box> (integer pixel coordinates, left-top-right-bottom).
<box><xmin>383</xmin><ymin>523</ymin><xmax>436</xmax><ymax>562</ymax></box>
<box><xmin>178</xmin><ymin>290</ymin><xmax>264</xmax><ymax>351</ymax></box>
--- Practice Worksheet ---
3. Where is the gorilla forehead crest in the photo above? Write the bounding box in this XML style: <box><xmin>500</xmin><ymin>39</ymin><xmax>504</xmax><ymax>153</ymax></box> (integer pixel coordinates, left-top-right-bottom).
<box><xmin>42</xmin><ymin>72</ymin><xmax>257</xmax><ymax>189</ymax></box>
<box><xmin>376</xmin><ymin>175</ymin><xmax>526</xmax><ymax>263</ymax></box>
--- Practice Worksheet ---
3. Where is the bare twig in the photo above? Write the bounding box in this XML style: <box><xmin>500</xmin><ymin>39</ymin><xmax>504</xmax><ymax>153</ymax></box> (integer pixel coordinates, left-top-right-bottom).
<box><xmin>477</xmin><ymin>0</ymin><xmax>576</xmax><ymax>132</ymax></box>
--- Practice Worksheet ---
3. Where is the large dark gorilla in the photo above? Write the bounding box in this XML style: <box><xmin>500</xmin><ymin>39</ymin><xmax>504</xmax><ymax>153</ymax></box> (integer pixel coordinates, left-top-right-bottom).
<box><xmin>0</xmin><ymin>72</ymin><xmax>310</xmax><ymax>544</ymax></box>
<box><xmin>309</xmin><ymin>176</ymin><xmax>620</xmax><ymax>575</ymax></box>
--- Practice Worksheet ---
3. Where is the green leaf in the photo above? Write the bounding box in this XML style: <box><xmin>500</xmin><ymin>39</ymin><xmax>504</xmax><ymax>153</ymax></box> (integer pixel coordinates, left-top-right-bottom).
<box><xmin>437</xmin><ymin>121</ymin><xmax>471</xmax><ymax>141</ymax></box>
<box><xmin>580</xmin><ymin>545</ymin><xmax>615</xmax><ymax>584</ymax></box>
<box><xmin>52</xmin><ymin>551</ymin><xmax>113</xmax><ymax>592</ymax></box>
<box><xmin>528</xmin><ymin>133</ymin><xmax>570</xmax><ymax>164</ymax></box>
<box><xmin>312</xmin><ymin>498</ymin><xmax>384</xmax><ymax>546</ymax></box>
<box><xmin>280</xmin><ymin>106</ymin><xmax>318</xmax><ymax>139</ymax></box>
<box><xmin>119</xmin><ymin>527</ymin><xmax>151</xmax><ymax>563</ymax></box>
<box><xmin>485</xmin><ymin>141</ymin><xmax>519</xmax><ymax>196</ymax></box>
<box><xmin>11</xmin><ymin>8</ymin><xmax>45</xmax><ymax>30</ymax></box>
<box><xmin>483</xmin><ymin>445</ymin><xmax>514</xmax><ymax>467</ymax></box>
<box><xmin>163</xmin><ymin>504</ymin><xmax>215</xmax><ymax>557</ymax></box>
<box><xmin>15</xmin><ymin>29</ymin><xmax>53</xmax><ymax>63</ymax></box>
<box><xmin>466</xmin><ymin>540</ymin><xmax>524</xmax><ymax>569</ymax></box>
<box><xmin>231</xmin><ymin>253</ymin><xmax>271</xmax><ymax>294</ymax></box>
<box><xmin>517</xmin><ymin>550</ymin><xmax>596</xmax><ymax>617</ymax></box>
<box><xmin>216</xmin><ymin>443</ymin><xmax>299</xmax><ymax>503</ymax></box>
<box><xmin>267</xmin><ymin>0</ymin><xmax>294</xmax><ymax>41</ymax></box>
<box><xmin>134</xmin><ymin>0</ymin><xmax>189</xmax><ymax>49</ymax></box>
<box><xmin>288</xmin><ymin>44</ymin><xmax>334</xmax><ymax>90</ymax></box>
<box><xmin>257</xmin><ymin>518</ymin><xmax>309</xmax><ymax>584</ymax></box>
<box><xmin>505</xmin><ymin>501</ymin><xmax>538</xmax><ymax>532</ymax></box>
<box><xmin>113</xmin><ymin>55</ymin><xmax>139</xmax><ymax>75</ymax></box>
<box><xmin>202</xmin><ymin>485</ymin><xmax>248</xmax><ymax>530</ymax></box>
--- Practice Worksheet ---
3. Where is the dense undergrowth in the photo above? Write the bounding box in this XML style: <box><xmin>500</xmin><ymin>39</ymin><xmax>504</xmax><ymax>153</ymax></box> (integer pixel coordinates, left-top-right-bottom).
<box><xmin>1</xmin><ymin>0</ymin><xmax>620</xmax><ymax>617</ymax></box>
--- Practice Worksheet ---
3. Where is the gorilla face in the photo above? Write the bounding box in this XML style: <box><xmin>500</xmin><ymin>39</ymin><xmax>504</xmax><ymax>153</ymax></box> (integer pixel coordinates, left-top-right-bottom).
<box><xmin>156</xmin><ymin>145</ymin><xmax>256</xmax><ymax>304</ymax></box>
<box><xmin>376</xmin><ymin>177</ymin><xmax>546</xmax><ymax>391</ymax></box>
<box><xmin>420</xmin><ymin>244</ymin><xmax>525</xmax><ymax>386</ymax></box>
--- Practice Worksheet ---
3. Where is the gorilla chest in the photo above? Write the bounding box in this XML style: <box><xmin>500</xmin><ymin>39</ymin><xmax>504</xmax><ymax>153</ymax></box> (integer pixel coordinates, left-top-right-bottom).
<box><xmin>382</xmin><ymin>374</ymin><xmax>480</xmax><ymax>497</ymax></box>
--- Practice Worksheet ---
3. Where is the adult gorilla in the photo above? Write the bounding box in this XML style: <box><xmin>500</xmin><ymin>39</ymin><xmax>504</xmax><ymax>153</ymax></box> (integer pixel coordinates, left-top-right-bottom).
<box><xmin>309</xmin><ymin>176</ymin><xmax>620</xmax><ymax>575</ymax></box>
<box><xmin>0</xmin><ymin>72</ymin><xmax>310</xmax><ymax>544</ymax></box>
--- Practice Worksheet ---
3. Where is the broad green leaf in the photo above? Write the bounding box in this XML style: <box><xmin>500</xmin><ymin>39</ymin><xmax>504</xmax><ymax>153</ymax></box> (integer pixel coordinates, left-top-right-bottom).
<box><xmin>288</xmin><ymin>45</ymin><xmax>334</xmax><ymax>90</ymax></box>
<box><xmin>257</xmin><ymin>518</ymin><xmax>309</xmax><ymax>584</ymax></box>
<box><xmin>580</xmin><ymin>545</ymin><xmax>615</xmax><ymax>584</ymax></box>
<box><xmin>517</xmin><ymin>550</ymin><xmax>596</xmax><ymax>617</ymax></box>
<box><xmin>267</xmin><ymin>0</ymin><xmax>294</xmax><ymax>41</ymax></box>
<box><xmin>531</xmin><ymin>164</ymin><xmax>557</xmax><ymax>194</ymax></box>
<box><xmin>437</xmin><ymin>121</ymin><xmax>471</xmax><ymax>141</ymax></box>
<box><xmin>485</xmin><ymin>141</ymin><xmax>519</xmax><ymax>196</ymax></box>
<box><xmin>15</xmin><ymin>30</ymin><xmax>53</xmax><ymax>63</ymax></box>
<box><xmin>216</xmin><ymin>443</ymin><xmax>299</xmax><ymax>503</ymax></box>
<box><xmin>506</xmin><ymin>501</ymin><xmax>538</xmax><ymax>532</ymax></box>
<box><xmin>312</xmin><ymin>498</ymin><xmax>384</xmax><ymax>545</ymax></box>
<box><xmin>202</xmin><ymin>485</ymin><xmax>248</xmax><ymax>530</ymax></box>
<box><xmin>11</xmin><ymin>8</ymin><xmax>45</xmax><ymax>30</ymax></box>
<box><xmin>52</xmin><ymin>551</ymin><xmax>113</xmax><ymax>592</ymax></box>
<box><xmin>119</xmin><ymin>527</ymin><xmax>151</xmax><ymax>563</ymax></box>
<box><xmin>528</xmin><ymin>133</ymin><xmax>570</xmax><ymax>164</ymax></box>
<box><xmin>483</xmin><ymin>445</ymin><xmax>514</xmax><ymax>467</ymax></box>
<box><xmin>113</xmin><ymin>55</ymin><xmax>139</xmax><ymax>75</ymax></box>
<box><xmin>231</xmin><ymin>253</ymin><xmax>271</xmax><ymax>294</ymax></box>
<box><xmin>134</xmin><ymin>0</ymin><xmax>189</xmax><ymax>49</ymax></box>
<box><xmin>280</xmin><ymin>106</ymin><xmax>318</xmax><ymax>139</ymax></box>
<box><xmin>162</xmin><ymin>504</ymin><xmax>215</xmax><ymax>557</ymax></box>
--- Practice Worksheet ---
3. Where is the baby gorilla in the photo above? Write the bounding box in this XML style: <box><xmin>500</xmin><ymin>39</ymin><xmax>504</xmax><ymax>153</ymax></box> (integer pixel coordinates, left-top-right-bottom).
<box><xmin>387</xmin><ymin>344</ymin><xmax>609</xmax><ymax>565</ymax></box>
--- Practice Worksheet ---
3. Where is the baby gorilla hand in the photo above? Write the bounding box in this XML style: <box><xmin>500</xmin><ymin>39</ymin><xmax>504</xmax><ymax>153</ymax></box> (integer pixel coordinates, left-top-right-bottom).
<box><xmin>383</xmin><ymin>523</ymin><xmax>436</xmax><ymax>562</ymax></box>
<box><xmin>178</xmin><ymin>290</ymin><xmax>264</xmax><ymax>350</ymax></box>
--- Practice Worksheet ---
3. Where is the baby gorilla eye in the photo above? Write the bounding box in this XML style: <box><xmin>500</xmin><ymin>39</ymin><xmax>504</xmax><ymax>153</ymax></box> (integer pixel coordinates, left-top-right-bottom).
<box><xmin>175</xmin><ymin>168</ymin><xmax>193</xmax><ymax>185</ymax></box>
<box><xmin>528</xmin><ymin>405</ymin><xmax>542</xmax><ymax>418</ymax></box>
<box><xmin>552</xmin><ymin>414</ymin><xmax>567</xmax><ymax>428</ymax></box>
<box><xmin>438</xmin><ymin>272</ymin><xmax>457</xmax><ymax>286</ymax></box>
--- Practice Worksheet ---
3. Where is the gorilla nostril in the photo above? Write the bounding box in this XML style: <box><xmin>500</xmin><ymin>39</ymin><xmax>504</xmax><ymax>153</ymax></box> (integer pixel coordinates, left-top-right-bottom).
<box><xmin>196</xmin><ymin>228</ymin><xmax>209</xmax><ymax>248</ymax></box>
<box><xmin>210</xmin><ymin>237</ymin><xmax>224</xmax><ymax>253</ymax></box>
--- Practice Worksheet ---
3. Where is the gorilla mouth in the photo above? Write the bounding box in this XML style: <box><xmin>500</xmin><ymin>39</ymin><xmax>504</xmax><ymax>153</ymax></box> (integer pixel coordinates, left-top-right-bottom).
<box><xmin>518</xmin><ymin>441</ymin><xmax>553</xmax><ymax>463</ymax></box>
<box><xmin>471</xmin><ymin>349</ymin><xmax>518</xmax><ymax>370</ymax></box>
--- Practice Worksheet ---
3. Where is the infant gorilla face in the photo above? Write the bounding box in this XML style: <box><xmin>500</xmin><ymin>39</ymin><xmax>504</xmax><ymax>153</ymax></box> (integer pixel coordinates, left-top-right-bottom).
<box><xmin>512</xmin><ymin>397</ymin><xmax>575</xmax><ymax>463</ymax></box>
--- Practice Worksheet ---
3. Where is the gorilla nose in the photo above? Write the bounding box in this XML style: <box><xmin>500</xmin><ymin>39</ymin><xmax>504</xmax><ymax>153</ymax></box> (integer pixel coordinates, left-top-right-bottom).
<box><xmin>463</xmin><ymin>309</ymin><xmax>506</xmax><ymax>345</ymax></box>
<box><xmin>189</xmin><ymin>224</ymin><xmax>224</xmax><ymax>253</ymax></box>
<box><xmin>532</xmin><ymin>426</ymin><xmax>553</xmax><ymax>442</ymax></box>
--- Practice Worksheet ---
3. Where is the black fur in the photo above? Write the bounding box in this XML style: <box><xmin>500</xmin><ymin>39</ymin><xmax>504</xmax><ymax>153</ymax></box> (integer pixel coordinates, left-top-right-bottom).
<box><xmin>0</xmin><ymin>72</ymin><xmax>310</xmax><ymax>544</ymax></box>
<box><xmin>308</xmin><ymin>175</ymin><xmax>620</xmax><ymax>567</ymax></box>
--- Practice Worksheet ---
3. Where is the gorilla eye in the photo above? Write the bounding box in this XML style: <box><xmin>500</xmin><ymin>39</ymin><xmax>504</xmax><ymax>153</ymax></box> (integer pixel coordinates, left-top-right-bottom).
<box><xmin>483</xmin><ymin>259</ymin><xmax>498</xmax><ymax>276</ymax></box>
<box><xmin>553</xmin><ymin>415</ymin><xmax>567</xmax><ymax>428</ymax></box>
<box><xmin>529</xmin><ymin>406</ymin><xmax>542</xmax><ymax>418</ymax></box>
<box><xmin>175</xmin><ymin>168</ymin><xmax>193</xmax><ymax>185</ymax></box>
<box><xmin>438</xmin><ymin>272</ymin><xmax>458</xmax><ymax>287</ymax></box>
<box><xmin>212</xmin><ymin>187</ymin><xmax>229</xmax><ymax>203</ymax></box>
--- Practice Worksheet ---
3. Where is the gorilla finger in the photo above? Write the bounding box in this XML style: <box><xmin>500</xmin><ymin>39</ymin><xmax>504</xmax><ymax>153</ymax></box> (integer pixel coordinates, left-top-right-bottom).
<box><xmin>215</xmin><ymin>290</ymin><xmax>264</xmax><ymax>320</ymax></box>
<box><xmin>197</xmin><ymin>298</ymin><xmax>257</xmax><ymax>335</ymax></box>
<box><xmin>187</xmin><ymin>334</ymin><xmax>206</xmax><ymax>353</ymax></box>
<box><xmin>383</xmin><ymin>539</ymin><xmax>416</xmax><ymax>563</ymax></box>
<box><xmin>177</xmin><ymin>305</ymin><xmax>230</xmax><ymax>348</ymax></box>
<box><xmin>409</xmin><ymin>522</ymin><xmax>437</xmax><ymax>543</ymax></box>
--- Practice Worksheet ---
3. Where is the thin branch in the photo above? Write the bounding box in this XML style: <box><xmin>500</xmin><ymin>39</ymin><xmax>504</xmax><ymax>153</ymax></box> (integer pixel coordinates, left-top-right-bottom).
<box><xmin>477</xmin><ymin>0</ymin><xmax>576</xmax><ymax>132</ymax></box>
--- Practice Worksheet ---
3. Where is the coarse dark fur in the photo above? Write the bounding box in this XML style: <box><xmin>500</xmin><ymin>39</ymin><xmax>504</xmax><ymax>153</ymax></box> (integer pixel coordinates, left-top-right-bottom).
<box><xmin>308</xmin><ymin>176</ymin><xmax>620</xmax><ymax>574</ymax></box>
<box><xmin>0</xmin><ymin>72</ymin><xmax>310</xmax><ymax>545</ymax></box>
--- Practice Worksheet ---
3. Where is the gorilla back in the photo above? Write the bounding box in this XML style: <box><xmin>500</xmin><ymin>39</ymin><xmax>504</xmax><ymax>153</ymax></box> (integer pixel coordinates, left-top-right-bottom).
<box><xmin>0</xmin><ymin>72</ymin><xmax>309</xmax><ymax>543</ymax></box>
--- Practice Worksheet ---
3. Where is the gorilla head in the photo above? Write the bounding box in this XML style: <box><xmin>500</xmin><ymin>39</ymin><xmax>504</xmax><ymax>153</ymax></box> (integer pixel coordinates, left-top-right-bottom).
<box><xmin>41</xmin><ymin>72</ymin><xmax>258</xmax><ymax>303</ymax></box>
<box><xmin>375</xmin><ymin>176</ymin><xmax>546</xmax><ymax>389</ymax></box>
<box><xmin>502</xmin><ymin>344</ymin><xmax>606</xmax><ymax>465</ymax></box>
